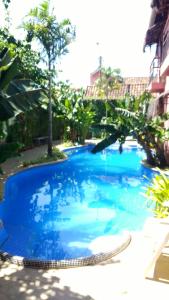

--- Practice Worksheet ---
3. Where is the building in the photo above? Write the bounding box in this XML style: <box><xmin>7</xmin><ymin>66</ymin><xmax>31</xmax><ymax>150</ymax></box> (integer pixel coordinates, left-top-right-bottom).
<box><xmin>86</xmin><ymin>72</ymin><xmax>149</xmax><ymax>99</ymax></box>
<box><xmin>144</xmin><ymin>0</ymin><xmax>169</xmax><ymax>160</ymax></box>
<box><xmin>90</xmin><ymin>69</ymin><xmax>102</xmax><ymax>86</ymax></box>
<box><xmin>144</xmin><ymin>0</ymin><xmax>169</xmax><ymax>116</ymax></box>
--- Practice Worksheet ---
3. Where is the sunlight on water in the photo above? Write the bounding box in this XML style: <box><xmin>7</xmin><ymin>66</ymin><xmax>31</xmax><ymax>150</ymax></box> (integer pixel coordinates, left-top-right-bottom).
<box><xmin>0</xmin><ymin>145</ymin><xmax>153</xmax><ymax>260</ymax></box>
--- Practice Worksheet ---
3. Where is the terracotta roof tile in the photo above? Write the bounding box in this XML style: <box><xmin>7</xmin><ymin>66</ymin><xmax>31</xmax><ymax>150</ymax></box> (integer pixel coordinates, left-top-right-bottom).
<box><xmin>123</xmin><ymin>77</ymin><xmax>149</xmax><ymax>84</ymax></box>
<box><xmin>85</xmin><ymin>77</ymin><xmax>149</xmax><ymax>99</ymax></box>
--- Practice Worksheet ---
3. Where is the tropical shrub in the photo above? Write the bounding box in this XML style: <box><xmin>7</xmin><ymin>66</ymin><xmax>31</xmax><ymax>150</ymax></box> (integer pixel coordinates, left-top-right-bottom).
<box><xmin>0</xmin><ymin>142</ymin><xmax>22</xmax><ymax>164</ymax></box>
<box><xmin>0</xmin><ymin>28</ymin><xmax>48</xmax><ymax>86</ymax></box>
<box><xmin>92</xmin><ymin>92</ymin><xmax>169</xmax><ymax>168</ymax></box>
<box><xmin>0</xmin><ymin>48</ymin><xmax>45</xmax><ymax>122</ymax></box>
<box><xmin>145</xmin><ymin>171</ymin><xmax>169</xmax><ymax>218</ymax></box>
<box><xmin>22</xmin><ymin>147</ymin><xmax>66</xmax><ymax>167</ymax></box>
<box><xmin>55</xmin><ymin>82</ymin><xmax>95</xmax><ymax>144</ymax></box>
<box><xmin>77</xmin><ymin>102</ymin><xmax>95</xmax><ymax>144</ymax></box>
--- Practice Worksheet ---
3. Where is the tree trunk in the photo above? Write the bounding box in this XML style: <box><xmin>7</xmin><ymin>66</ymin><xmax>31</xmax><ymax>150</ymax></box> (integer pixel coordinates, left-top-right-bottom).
<box><xmin>47</xmin><ymin>57</ymin><xmax>53</xmax><ymax>157</ymax></box>
<box><xmin>137</xmin><ymin>136</ymin><xmax>156</xmax><ymax>166</ymax></box>
<box><xmin>156</xmin><ymin>143</ymin><xmax>168</xmax><ymax>168</ymax></box>
<box><xmin>143</xmin><ymin>144</ymin><xmax>156</xmax><ymax>166</ymax></box>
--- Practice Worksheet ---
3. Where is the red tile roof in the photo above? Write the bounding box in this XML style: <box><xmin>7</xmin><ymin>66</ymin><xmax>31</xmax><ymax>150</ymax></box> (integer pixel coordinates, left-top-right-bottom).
<box><xmin>85</xmin><ymin>77</ymin><xmax>149</xmax><ymax>100</ymax></box>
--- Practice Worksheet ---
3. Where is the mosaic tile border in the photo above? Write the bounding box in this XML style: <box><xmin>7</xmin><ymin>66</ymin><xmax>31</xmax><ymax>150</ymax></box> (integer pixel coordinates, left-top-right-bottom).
<box><xmin>0</xmin><ymin>233</ymin><xmax>131</xmax><ymax>269</ymax></box>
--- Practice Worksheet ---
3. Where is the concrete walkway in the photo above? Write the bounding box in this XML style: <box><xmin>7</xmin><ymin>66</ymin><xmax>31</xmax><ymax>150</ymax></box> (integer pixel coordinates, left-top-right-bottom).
<box><xmin>0</xmin><ymin>141</ymin><xmax>169</xmax><ymax>299</ymax></box>
<box><xmin>0</xmin><ymin>234</ymin><xmax>169</xmax><ymax>300</ymax></box>
<box><xmin>0</xmin><ymin>141</ymin><xmax>62</xmax><ymax>199</ymax></box>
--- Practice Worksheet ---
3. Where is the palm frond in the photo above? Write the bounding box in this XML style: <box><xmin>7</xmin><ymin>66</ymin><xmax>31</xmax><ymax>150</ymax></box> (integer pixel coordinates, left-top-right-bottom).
<box><xmin>115</xmin><ymin>107</ymin><xmax>137</xmax><ymax>119</ymax></box>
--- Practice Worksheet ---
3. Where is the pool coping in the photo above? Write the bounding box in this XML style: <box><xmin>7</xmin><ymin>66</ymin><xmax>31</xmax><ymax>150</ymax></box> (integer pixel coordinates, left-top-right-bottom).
<box><xmin>0</xmin><ymin>232</ymin><xmax>131</xmax><ymax>269</ymax></box>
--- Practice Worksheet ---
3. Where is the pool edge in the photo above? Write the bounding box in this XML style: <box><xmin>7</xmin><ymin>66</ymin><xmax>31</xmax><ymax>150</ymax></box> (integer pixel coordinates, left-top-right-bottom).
<box><xmin>0</xmin><ymin>232</ymin><xmax>131</xmax><ymax>269</ymax></box>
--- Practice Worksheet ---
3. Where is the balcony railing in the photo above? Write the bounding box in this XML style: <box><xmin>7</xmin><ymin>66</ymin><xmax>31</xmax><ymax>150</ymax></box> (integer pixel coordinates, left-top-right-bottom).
<box><xmin>149</xmin><ymin>56</ymin><xmax>165</xmax><ymax>93</ymax></box>
<box><xmin>149</xmin><ymin>56</ymin><xmax>161</xmax><ymax>83</ymax></box>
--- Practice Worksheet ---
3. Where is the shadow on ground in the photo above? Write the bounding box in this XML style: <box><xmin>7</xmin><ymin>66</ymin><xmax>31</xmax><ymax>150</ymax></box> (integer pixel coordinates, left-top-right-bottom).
<box><xmin>0</xmin><ymin>261</ymin><xmax>94</xmax><ymax>300</ymax></box>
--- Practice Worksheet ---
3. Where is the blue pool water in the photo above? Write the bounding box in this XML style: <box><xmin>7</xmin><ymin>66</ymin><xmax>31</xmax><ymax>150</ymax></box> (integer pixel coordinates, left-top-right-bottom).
<box><xmin>0</xmin><ymin>145</ymin><xmax>153</xmax><ymax>260</ymax></box>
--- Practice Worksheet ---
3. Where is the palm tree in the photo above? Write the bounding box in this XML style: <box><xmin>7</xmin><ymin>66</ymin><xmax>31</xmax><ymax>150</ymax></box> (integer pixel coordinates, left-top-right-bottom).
<box><xmin>96</xmin><ymin>67</ymin><xmax>123</xmax><ymax>122</ymax></box>
<box><xmin>23</xmin><ymin>0</ymin><xmax>75</xmax><ymax>156</ymax></box>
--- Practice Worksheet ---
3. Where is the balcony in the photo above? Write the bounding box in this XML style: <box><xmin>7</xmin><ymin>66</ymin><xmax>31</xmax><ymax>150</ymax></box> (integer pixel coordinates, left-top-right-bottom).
<box><xmin>149</xmin><ymin>81</ymin><xmax>165</xmax><ymax>93</ymax></box>
<box><xmin>148</xmin><ymin>57</ymin><xmax>165</xmax><ymax>93</ymax></box>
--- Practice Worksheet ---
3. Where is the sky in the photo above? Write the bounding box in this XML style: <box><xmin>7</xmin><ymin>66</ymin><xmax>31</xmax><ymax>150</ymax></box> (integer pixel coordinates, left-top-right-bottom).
<box><xmin>0</xmin><ymin>0</ymin><xmax>155</xmax><ymax>87</ymax></box>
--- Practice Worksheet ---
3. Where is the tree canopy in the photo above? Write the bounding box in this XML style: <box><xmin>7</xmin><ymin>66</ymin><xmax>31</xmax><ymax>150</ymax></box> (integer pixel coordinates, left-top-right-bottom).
<box><xmin>92</xmin><ymin>92</ymin><xmax>169</xmax><ymax>168</ymax></box>
<box><xmin>22</xmin><ymin>0</ymin><xmax>75</xmax><ymax>156</ymax></box>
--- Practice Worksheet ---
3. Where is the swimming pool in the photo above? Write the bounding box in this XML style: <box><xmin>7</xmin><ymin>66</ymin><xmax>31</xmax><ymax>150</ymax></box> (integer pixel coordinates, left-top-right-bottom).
<box><xmin>0</xmin><ymin>144</ymin><xmax>153</xmax><ymax>267</ymax></box>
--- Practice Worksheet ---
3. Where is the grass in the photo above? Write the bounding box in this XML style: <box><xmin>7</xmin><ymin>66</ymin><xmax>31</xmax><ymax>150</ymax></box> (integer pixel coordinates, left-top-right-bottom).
<box><xmin>22</xmin><ymin>147</ymin><xmax>67</xmax><ymax>167</ymax></box>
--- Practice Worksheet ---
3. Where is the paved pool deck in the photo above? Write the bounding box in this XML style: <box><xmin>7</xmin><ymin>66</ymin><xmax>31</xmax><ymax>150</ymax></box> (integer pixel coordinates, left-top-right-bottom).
<box><xmin>0</xmin><ymin>141</ymin><xmax>169</xmax><ymax>299</ymax></box>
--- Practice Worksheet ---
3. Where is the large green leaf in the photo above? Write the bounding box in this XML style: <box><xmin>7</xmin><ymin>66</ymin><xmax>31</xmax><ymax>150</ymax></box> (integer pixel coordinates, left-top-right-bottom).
<box><xmin>0</xmin><ymin>48</ymin><xmax>47</xmax><ymax>121</ymax></box>
<box><xmin>0</xmin><ymin>57</ymin><xmax>20</xmax><ymax>91</ymax></box>
<box><xmin>91</xmin><ymin>131</ymin><xmax>121</xmax><ymax>153</ymax></box>
<box><xmin>6</xmin><ymin>79</ymin><xmax>42</xmax><ymax>95</ymax></box>
<box><xmin>0</xmin><ymin>89</ymin><xmax>45</xmax><ymax>121</ymax></box>
<box><xmin>0</xmin><ymin>48</ymin><xmax>12</xmax><ymax>67</ymax></box>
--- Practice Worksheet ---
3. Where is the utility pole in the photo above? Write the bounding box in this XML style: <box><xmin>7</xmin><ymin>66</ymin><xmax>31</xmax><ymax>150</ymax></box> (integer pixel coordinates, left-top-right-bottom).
<box><xmin>96</xmin><ymin>42</ymin><xmax>103</xmax><ymax>85</ymax></box>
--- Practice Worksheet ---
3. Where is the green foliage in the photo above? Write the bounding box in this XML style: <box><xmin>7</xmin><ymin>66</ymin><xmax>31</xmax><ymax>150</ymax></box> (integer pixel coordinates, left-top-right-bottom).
<box><xmin>22</xmin><ymin>147</ymin><xmax>66</xmax><ymax>167</ymax></box>
<box><xmin>0</xmin><ymin>28</ymin><xmax>48</xmax><ymax>86</ymax></box>
<box><xmin>92</xmin><ymin>91</ymin><xmax>169</xmax><ymax>168</ymax></box>
<box><xmin>95</xmin><ymin>67</ymin><xmax>123</xmax><ymax>124</ymax></box>
<box><xmin>91</xmin><ymin>124</ymin><xmax>129</xmax><ymax>153</ymax></box>
<box><xmin>55</xmin><ymin>82</ymin><xmax>95</xmax><ymax>144</ymax></box>
<box><xmin>5</xmin><ymin>108</ymin><xmax>65</xmax><ymax>148</ymax></box>
<box><xmin>0</xmin><ymin>121</ymin><xmax>6</xmax><ymax>140</ymax></box>
<box><xmin>23</xmin><ymin>3</ymin><xmax>75</xmax><ymax>65</ymax></box>
<box><xmin>6</xmin><ymin>111</ymin><xmax>39</xmax><ymax>147</ymax></box>
<box><xmin>77</xmin><ymin>102</ymin><xmax>95</xmax><ymax>144</ymax></box>
<box><xmin>22</xmin><ymin>0</ymin><xmax>75</xmax><ymax>156</ymax></box>
<box><xmin>0</xmin><ymin>48</ymin><xmax>46</xmax><ymax>121</ymax></box>
<box><xmin>96</xmin><ymin>67</ymin><xmax>123</xmax><ymax>99</ymax></box>
<box><xmin>145</xmin><ymin>171</ymin><xmax>169</xmax><ymax>218</ymax></box>
<box><xmin>0</xmin><ymin>142</ymin><xmax>22</xmax><ymax>164</ymax></box>
<box><xmin>0</xmin><ymin>48</ymin><xmax>19</xmax><ymax>91</ymax></box>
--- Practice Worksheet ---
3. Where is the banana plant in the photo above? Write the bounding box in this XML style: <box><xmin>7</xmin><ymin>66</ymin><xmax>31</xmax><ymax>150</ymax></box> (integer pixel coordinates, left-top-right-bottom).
<box><xmin>91</xmin><ymin>92</ymin><xmax>169</xmax><ymax>168</ymax></box>
<box><xmin>0</xmin><ymin>48</ymin><xmax>45</xmax><ymax>121</ymax></box>
<box><xmin>54</xmin><ymin>82</ymin><xmax>95</xmax><ymax>144</ymax></box>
